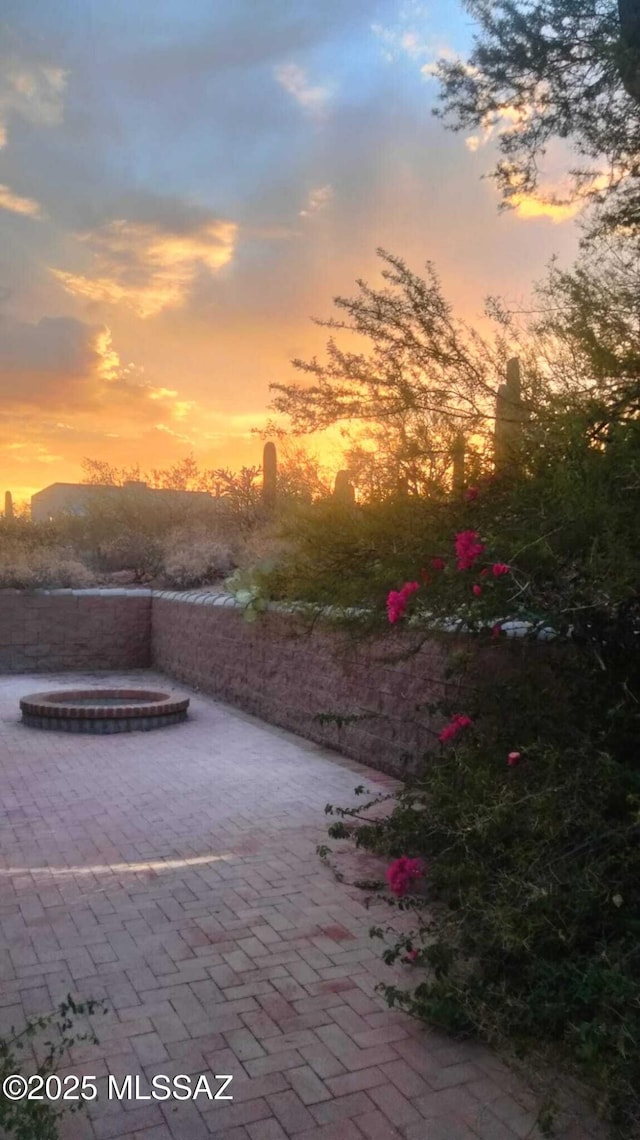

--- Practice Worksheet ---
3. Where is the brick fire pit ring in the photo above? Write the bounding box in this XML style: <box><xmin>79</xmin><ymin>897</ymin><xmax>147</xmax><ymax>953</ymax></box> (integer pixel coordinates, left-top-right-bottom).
<box><xmin>20</xmin><ymin>689</ymin><xmax>189</xmax><ymax>734</ymax></box>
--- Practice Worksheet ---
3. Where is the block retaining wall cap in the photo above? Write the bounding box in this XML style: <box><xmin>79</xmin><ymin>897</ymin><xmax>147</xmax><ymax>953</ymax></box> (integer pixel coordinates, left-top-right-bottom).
<box><xmin>1</xmin><ymin>587</ymin><xmax>556</xmax><ymax>640</ymax></box>
<box><xmin>30</xmin><ymin>587</ymin><xmax>153</xmax><ymax>597</ymax></box>
<box><xmin>151</xmin><ymin>591</ymin><xmax>556</xmax><ymax>639</ymax></box>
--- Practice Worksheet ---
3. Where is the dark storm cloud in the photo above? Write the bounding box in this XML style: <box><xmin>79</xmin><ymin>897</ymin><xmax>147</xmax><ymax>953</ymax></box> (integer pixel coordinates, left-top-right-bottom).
<box><xmin>0</xmin><ymin>316</ymin><xmax>105</xmax><ymax>407</ymax></box>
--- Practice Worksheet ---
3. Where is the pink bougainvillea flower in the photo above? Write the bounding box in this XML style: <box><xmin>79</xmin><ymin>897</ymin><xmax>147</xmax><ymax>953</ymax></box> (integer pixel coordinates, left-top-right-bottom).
<box><xmin>431</xmin><ymin>556</ymin><xmax>446</xmax><ymax>571</ymax></box>
<box><xmin>454</xmin><ymin>714</ymin><xmax>473</xmax><ymax>730</ymax></box>
<box><xmin>455</xmin><ymin>530</ymin><xmax>485</xmax><ymax>571</ymax></box>
<box><xmin>464</xmin><ymin>486</ymin><xmax>479</xmax><ymax>502</ymax></box>
<box><xmin>386</xmin><ymin>591</ymin><xmax>403</xmax><ymax>624</ymax></box>
<box><xmin>491</xmin><ymin>623</ymin><xmax>503</xmax><ymax>639</ymax></box>
<box><xmin>404</xmin><ymin>949</ymin><xmax>419</xmax><ymax>962</ymax></box>
<box><xmin>438</xmin><ymin>724</ymin><xmax>457</xmax><ymax>742</ymax></box>
<box><xmin>480</xmin><ymin>568</ymin><xmax>489</xmax><ymax>578</ymax></box>
<box><xmin>507</xmin><ymin>751</ymin><xmax>521</xmax><ymax>767</ymax></box>
<box><xmin>386</xmin><ymin>856</ymin><xmax>425</xmax><ymax>897</ymax></box>
<box><xmin>492</xmin><ymin>563</ymin><xmax>511</xmax><ymax>577</ymax></box>
<box><xmin>386</xmin><ymin>581</ymin><xmax>420</xmax><ymax>624</ymax></box>
<box><xmin>472</xmin><ymin>584</ymin><xmax>482</xmax><ymax>597</ymax></box>
<box><xmin>439</xmin><ymin>713</ymin><xmax>473</xmax><ymax>743</ymax></box>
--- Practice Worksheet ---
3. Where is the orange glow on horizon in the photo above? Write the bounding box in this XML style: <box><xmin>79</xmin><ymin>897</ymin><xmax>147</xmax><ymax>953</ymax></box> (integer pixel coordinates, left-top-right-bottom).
<box><xmin>0</xmin><ymin>4</ymin><xmax>583</xmax><ymax>508</ymax></box>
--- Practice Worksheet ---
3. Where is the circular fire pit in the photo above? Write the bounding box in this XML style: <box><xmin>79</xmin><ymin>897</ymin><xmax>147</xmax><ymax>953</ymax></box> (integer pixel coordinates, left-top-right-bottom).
<box><xmin>20</xmin><ymin>689</ymin><xmax>189</xmax><ymax>734</ymax></box>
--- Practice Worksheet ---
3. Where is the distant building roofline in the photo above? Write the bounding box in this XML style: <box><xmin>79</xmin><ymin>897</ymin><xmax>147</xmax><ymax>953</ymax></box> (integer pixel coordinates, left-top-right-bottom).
<box><xmin>30</xmin><ymin>482</ymin><xmax>217</xmax><ymax>521</ymax></box>
<box><xmin>31</xmin><ymin>481</ymin><xmax>213</xmax><ymax>497</ymax></box>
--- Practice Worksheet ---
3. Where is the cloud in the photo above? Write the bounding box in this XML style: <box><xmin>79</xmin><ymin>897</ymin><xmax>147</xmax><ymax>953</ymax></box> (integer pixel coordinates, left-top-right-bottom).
<box><xmin>0</xmin><ymin>183</ymin><xmax>43</xmax><ymax>217</ymax></box>
<box><xmin>6</xmin><ymin>443</ymin><xmax>63</xmax><ymax>466</ymax></box>
<box><xmin>275</xmin><ymin>63</ymin><xmax>332</xmax><ymax>116</ymax></box>
<box><xmin>509</xmin><ymin>194</ymin><xmax>583</xmax><ymax>224</ymax></box>
<box><xmin>299</xmin><ymin>185</ymin><xmax>333</xmax><ymax>218</ymax></box>
<box><xmin>52</xmin><ymin>216</ymin><xmax>238</xmax><ymax>318</ymax></box>
<box><xmin>0</xmin><ymin>316</ymin><xmax>106</xmax><ymax>406</ymax></box>
<box><xmin>372</xmin><ymin>8</ymin><xmax>456</xmax><ymax>74</ymax></box>
<box><xmin>148</xmin><ymin>387</ymin><xmax>195</xmax><ymax>420</ymax></box>
<box><xmin>0</xmin><ymin>315</ymin><xmax>195</xmax><ymax>427</ymax></box>
<box><xmin>0</xmin><ymin>0</ymin><xmax>585</xmax><ymax>500</ymax></box>
<box><xmin>374</xmin><ymin>23</ymin><xmax>437</xmax><ymax>63</ymax></box>
<box><xmin>153</xmin><ymin>422</ymin><xmax>194</xmax><ymax>443</ymax></box>
<box><xmin>0</xmin><ymin>36</ymin><xmax>67</xmax><ymax>149</ymax></box>
<box><xmin>113</xmin><ymin>1</ymin><xmax>377</xmax><ymax>86</ymax></box>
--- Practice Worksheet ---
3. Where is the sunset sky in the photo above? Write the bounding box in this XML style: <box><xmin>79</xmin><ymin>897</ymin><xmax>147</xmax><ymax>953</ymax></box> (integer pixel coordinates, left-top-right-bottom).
<box><xmin>0</xmin><ymin>0</ymin><xmax>582</xmax><ymax>503</ymax></box>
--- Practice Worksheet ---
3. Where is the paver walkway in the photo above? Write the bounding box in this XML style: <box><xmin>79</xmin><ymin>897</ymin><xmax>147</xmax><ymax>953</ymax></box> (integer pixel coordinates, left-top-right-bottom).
<box><xmin>0</xmin><ymin>672</ymin><xmax>600</xmax><ymax>1140</ymax></box>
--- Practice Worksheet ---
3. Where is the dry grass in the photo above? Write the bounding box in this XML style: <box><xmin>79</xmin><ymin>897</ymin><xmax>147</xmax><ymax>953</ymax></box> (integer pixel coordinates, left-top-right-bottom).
<box><xmin>0</xmin><ymin>543</ymin><xmax>97</xmax><ymax>589</ymax></box>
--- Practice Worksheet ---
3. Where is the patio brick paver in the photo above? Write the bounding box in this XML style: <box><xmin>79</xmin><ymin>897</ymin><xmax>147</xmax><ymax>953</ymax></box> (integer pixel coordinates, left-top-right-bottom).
<box><xmin>0</xmin><ymin>672</ymin><xmax>602</xmax><ymax>1139</ymax></box>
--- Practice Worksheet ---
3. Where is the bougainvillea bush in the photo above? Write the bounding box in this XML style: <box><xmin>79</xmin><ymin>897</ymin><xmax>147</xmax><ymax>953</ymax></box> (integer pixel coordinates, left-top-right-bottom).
<box><xmin>315</xmin><ymin>421</ymin><xmax>640</xmax><ymax>1135</ymax></box>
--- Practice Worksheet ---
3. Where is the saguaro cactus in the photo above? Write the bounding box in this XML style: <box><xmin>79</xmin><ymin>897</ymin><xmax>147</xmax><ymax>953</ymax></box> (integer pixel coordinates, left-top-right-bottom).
<box><xmin>451</xmin><ymin>433</ymin><xmax>465</xmax><ymax>493</ymax></box>
<box><xmin>262</xmin><ymin>442</ymin><xmax>277</xmax><ymax>509</ymax></box>
<box><xmin>333</xmin><ymin>470</ymin><xmax>355</xmax><ymax>504</ymax></box>
<box><xmin>495</xmin><ymin>357</ymin><xmax>525</xmax><ymax>473</ymax></box>
<box><xmin>4</xmin><ymin>490</ymin><xmax>13</xmax><ymax>521</ymax></box>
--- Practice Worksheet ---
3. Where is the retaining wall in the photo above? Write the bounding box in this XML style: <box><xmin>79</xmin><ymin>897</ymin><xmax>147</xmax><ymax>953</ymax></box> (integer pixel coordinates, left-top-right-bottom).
<box><xmin>0</xmin><ymin>588</ymin><xmax>522</xmax><ymax>775</ymax></box>
<box><xmin>151</xmin><ymin>592</ymin><xmax>466</xmax><ymax>775</ymax></box>
<box><xmin>0</xmin><ymin>589</ymin><xmax>152</xmax><ymax>673</ymax></box>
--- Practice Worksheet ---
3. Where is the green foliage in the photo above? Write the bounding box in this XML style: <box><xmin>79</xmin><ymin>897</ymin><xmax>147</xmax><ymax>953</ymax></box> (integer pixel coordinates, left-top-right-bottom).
<box><xmin>247</xmin><ymin>241</ymin><xmax>640</xmax><ymax>1135</ymax></box>
<box><xmin>0</xmin><ymin>995</ymin><xmax>106</xmax><ymax>1139</ymax></box>
<box><xmin>434</xmin><ymin>0</ymin><xmax>640</xmax><ymax>240</ymax></box>
<box><xmin>527</xmin><ymin>239</ymin><xmax>640</xmax><ymax>437</ymax></box>
<box><xmin>261</xmin><ymin>408</ymin><xmax>640</xmax><ymax>625</ymax></box>
<box><xmin>360</xmin><ymin>684</ymin><xmax>640</xmax><ymax>1134</ymax></box>
<box><xmin>256</xmin><ymin>494</ymin><xmax>456</xmax><ymax>609</ymax></box>
<box><xmin>224</xmin><ymin>565</ymin><xmax>274</xmax><ymax>622</ymax></box>
<box><xmin>307</xmin><ymin>413</ymin><xmax>640</xmax><ymax>1135</ymax></box>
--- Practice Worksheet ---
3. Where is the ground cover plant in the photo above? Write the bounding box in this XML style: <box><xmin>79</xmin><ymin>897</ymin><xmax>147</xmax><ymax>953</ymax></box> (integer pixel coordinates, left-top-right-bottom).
<box><xmin>0</xmin><ymin>996</ymin><xmax>106</xmax><ymax>1140</ymax></box>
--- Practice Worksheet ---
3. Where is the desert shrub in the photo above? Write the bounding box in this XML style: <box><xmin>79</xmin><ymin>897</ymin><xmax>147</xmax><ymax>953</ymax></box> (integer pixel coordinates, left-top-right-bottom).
<box><xmin>0</xmin><ymin>544</ymin><xmax>96</xmax><ymax>590</ymax></box>
<box><xmin>328</xmin><ymin>634</ymin><xmax>640</xmax><ymax>1135</ymax></box>
<box><xmin>0</xmin><ymin>515</ymin><xmax>82</xmax><ymax>553</ymax></box>
<box><xmin>96</xmin><ymin>530</ymin><xmax>164</xmax><ymax>579</ymax></box>
<box><xmin>161</xmin><ymin>525</ymin><xmax>237</xmax><ymax>588</ymax></box>
<box><xmin>233</xmin><ymin>506</ymin><xmax>303</xmax><ymax>577</ymax></box>
<box><xmin>68</xmin><ymin>484</ymin><xmax>223</xmax><ymax>577</ymax></box>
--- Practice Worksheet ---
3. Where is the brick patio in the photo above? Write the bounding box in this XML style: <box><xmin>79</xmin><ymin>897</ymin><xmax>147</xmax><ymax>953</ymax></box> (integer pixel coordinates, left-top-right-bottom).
<box><xmin>0</xmin><ymin>672</ymin><xmax>601</xmax><ymax>1140</ymax></box>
